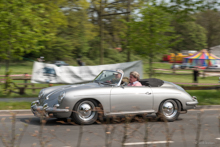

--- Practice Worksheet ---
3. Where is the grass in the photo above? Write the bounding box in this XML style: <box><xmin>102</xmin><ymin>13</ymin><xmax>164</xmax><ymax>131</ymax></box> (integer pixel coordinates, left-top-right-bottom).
<box><xmin>0</xmin><ymin>101</ymin><xmax>31</xmax><ymax>110</ymax></box>
<box><xmin>144</xmin><ymin>74</ymin><xmax>219</xmax><ymax>84</ymax></box>
<box><xmin>0</xmin><ymin>62</ymin><xmax>34</xmax><ymax>75</ymax></box>
<box><xmin>143</xmin><ymin>62</ymin><xmax>172</xmax><ymax>71</ymax></box>
<box><xmin>187</xmin><ymin>90</ymin><xmax>220</xmax><ymax>105</ymax></box>
<box><xmin>0</xmin><ymin>83</ymin><xmax>66</xmax><ymax>98</ymax></box>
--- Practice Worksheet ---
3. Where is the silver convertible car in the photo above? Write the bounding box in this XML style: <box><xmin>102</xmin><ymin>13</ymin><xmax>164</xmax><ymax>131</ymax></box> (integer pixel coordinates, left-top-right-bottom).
<box><xmin>31</xmin><ymin>70</ymin><xmax>198</xmax><ymax>124</ymax></box>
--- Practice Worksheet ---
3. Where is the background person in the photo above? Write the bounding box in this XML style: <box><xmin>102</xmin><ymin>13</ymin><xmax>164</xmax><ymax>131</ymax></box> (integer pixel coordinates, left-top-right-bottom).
<box><xmin>128</xmin><ymin>71</ymin><xmax>142</xmax><ymax>86</ymax></box>
<box><xmin>193</xmin><ymin>67</ymin><xmax>199</xmax><ymax>83</ymax></box>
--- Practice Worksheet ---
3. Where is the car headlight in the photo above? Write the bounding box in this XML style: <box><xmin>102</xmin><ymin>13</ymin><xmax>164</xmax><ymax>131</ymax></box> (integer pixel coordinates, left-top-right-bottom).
<box><xmin>58</xmin><ymin>91</ymin><xmax>65</xmax><ymax>103</ymax></box>
<box><xmin>38</xmin><ymin>89</ymin><xmax>44</xmax><ymax>99</ymax></box>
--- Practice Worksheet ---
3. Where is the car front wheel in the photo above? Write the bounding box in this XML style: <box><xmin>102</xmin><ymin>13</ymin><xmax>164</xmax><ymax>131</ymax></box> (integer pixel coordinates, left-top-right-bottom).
<box><xmin>72</xmin><ymin>100</ymin><xmax>98</xmax><ymax>125</ymax></box>
<box><xmin>157</xmin><ymin>100</ymin><xmax>180</xmax><ymax>122</ymax></box>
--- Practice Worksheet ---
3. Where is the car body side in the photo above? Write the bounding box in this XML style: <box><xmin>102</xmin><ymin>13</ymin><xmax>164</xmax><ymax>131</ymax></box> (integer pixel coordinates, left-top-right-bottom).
<box><xmin>38</xmin><ymin>82</ymin><xmax>194</xmax><ymax>118</ymax></box>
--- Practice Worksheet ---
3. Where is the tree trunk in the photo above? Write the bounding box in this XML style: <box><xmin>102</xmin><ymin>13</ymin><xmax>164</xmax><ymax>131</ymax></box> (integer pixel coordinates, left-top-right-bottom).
<box><xmin>172</xmin><ymin>52</ymin><xmax>176</xmax><ymax>74</ymax></box>
<box><xmin>149</xmin><ymin>55</ymin><xmax>153</xmax><ymax>78</ymax></box>
<box><xmin>99</xmin><ymin>0</ymin><xmax>103</xmax><ymax>65</ymax></box>
<box><xmin>149</xmin><ymin>13</ymin><xmax>153</xmax><ymax>78</ymax></box>
<box><xmin>5</xmin><ymin>59</ymin><xmax>9</xmax><ymax>74</ymax></box>
<box><xmin>5</xmin><ymin>39</ymin><xmax>11</xmax><ymax>90</ymax></box>
<box><xmin>126</xmin><ymin>0</ymin><xmax>131</xmax><ymax>62</ymax></box>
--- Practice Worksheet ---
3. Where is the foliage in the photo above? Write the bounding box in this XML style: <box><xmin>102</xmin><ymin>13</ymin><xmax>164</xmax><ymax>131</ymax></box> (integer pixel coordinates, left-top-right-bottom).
<box><xmin>24</xmin><ymin>0</ymin><xmax>68</xmax><ymax>61</ymax></box>
<box><xmin>129</xmin><ymin>3</ymin><xmax>175</xmax><ymax>77</ymax></box>
<box><xmin>37</xmin><ymin>0</ymin><xmax>97</xmax><ymax>61</ymax></box>
<box><xmin>171</xmin><ymin>20</ymin><xmax>207</xmax><ymax>51</ymax></box>
<box><xmin>196</xmin><ymin>10</ymin><xmax>220</xmax><ymax>49</ymax></box>
<box><xmin>88</xmin><ymin>0</ymin><xmax>144</xmax><ymax>63</ymax></box>
<box><xmin>154</xmin><ymin>0</ymin><xmax>215</xmax><ymax>53</ymax></box>
<box><xmin>0</xmin><ymin>0</ymin><xmax>56</xmax><ymax>60</ymax></box>
<box><xmin>1</xmin><ymin>70</ymin><xmax>17</xmax><ymax>95</ymax></box>
<box><xmin>0</xmin><ymin>0</ymin><xmax>220</xmax><ymax>67</ymax></box>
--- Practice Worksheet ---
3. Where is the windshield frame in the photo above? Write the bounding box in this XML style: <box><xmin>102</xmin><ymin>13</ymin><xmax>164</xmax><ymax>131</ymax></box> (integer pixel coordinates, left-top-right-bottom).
<box><xmin>93</xmin><ymin>70</ymin><xmax>123</xmax><ymax>86</ymax></box>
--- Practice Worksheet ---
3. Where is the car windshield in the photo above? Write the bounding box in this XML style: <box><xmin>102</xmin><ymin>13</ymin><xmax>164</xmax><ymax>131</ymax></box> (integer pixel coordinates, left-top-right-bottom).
<box><xmin>94</xmin><ymin>70</ymin><xmax>122</xmax><ymax>85</ymax></box>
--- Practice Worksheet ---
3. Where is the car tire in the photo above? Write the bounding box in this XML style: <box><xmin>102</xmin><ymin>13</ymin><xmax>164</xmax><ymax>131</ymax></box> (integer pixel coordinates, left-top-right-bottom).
<box><xmin>156</xmin><ymin>100</ymin><xmax>180</xmax><ymax>122</ymax></box>
<box><xmin>72</xmin><ymin>100</ymin><xmax>99</xmax><ymax>125</ymax></box>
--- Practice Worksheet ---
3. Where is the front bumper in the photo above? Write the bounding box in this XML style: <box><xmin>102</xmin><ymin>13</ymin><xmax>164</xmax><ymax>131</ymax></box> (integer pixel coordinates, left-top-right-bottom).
<box><xmin>186</xmin><ymin>96</ymin><xmax>198</xmax><ymax>107</ymax></box>
<box><xmin>31</xmin><ymin>100</ymin><xmax>69</xmax><ymax>118</ymax></box>
<box><xmin>186</xmin><ymin>101</ymin><xmax>198</xmax><ymax>106</ymax></box>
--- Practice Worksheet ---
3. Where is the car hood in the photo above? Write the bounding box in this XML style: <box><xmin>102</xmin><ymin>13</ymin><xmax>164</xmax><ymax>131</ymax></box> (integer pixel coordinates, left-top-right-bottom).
<box><xmin>40</xmin><ymin>82</ymin><xmax>103</xmax><ymax>102</ymax></box>
<box><xmin>43</xmin><ymin>82</ymin><xmax>100</xmax><ymax>93</ymax></box>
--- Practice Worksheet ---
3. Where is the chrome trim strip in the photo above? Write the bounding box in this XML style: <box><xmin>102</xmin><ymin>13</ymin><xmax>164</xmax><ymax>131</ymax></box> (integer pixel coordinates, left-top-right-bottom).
<box><xmin>46</xmin><ymin>91</ymin><xmax>56</xmax><ymax>100</ymax></box>
<box><xmin>31</xmin><ymin>105</ymin><xmax>69</xmax><ymax>113</ymax></box>
<box><xmin>106</xmin><ymin>110</ymin><xmax>155</xmax><ymax>115</ymax></box>
<box><xmin>45</xmin><ymin>87</ymin><xmax>67</xmax><ymax>100</ymax></box>
<box><xmin>31</xmin><ymin>102</ymin><xmax>69</xmax><ymax>118</ymax></box>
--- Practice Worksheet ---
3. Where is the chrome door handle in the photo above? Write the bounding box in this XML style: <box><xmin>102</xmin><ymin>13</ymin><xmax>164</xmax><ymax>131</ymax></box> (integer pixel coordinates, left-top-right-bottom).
<box><xmin>145</xmin><ymin>92</ymin><xmax>151</xmax><ymax>95</ymax></box>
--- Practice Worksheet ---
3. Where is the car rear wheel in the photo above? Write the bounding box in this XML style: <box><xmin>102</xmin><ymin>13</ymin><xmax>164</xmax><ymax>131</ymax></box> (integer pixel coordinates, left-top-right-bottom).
<box><xmin>72</xmin><ymin>100</ymin><xmax>98</xmax><ymax>125</ymax></box>
<box><xmin>157</xmin><ymin>100</ymin><xmax>180</xmax><ymax>122</ymax></box>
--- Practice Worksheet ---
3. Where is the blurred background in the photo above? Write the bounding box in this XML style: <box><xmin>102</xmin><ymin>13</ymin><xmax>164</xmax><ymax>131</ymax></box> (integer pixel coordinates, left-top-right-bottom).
<box><xmin>1</xmin><ymin>0</ymin><xmax>220</xmax><ymax>105</ymax></box>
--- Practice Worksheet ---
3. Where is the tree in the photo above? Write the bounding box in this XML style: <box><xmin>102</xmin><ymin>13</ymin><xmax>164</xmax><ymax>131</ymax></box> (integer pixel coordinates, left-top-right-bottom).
<box><xmin>196</xmin><ymin>10</ymin><xmax>220</xmax><ymax>51</ymax></box>
<box><xmin>129</xmin><ymin>4</ymin><xmax>175</xmax><ymax>78</ymax></box>
<box><xmin>88</xmin><ymin>0</ymin><xmax>144</xmax><ymax>64</ymax></box>
<box><xmin>27</xmin><ymin>0</ymin><xmax>68</xmax><ymax>61</ymax></box>
<box><xmin>47</xmin><ymin>0</ymin><xmax>97</xmax><ymax>61</ymax></box>
<box><xmin>152</xmin><ymin>0</ymin><xmax>217</xmax><ymax>72</ymax></box>
<box><xmin>0</xmin><ymin>0</ymin><xmax>63</xmax><ymax>72</ymax></box>
<box><xmin>171</xmin><ymin>20</ymin><xmax>207</xmax><ymax>52</ymax></box>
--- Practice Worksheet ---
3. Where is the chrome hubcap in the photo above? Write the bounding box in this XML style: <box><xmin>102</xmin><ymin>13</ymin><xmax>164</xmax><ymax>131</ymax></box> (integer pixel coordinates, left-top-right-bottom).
<box><xmin>162</xmin><ymin>101</ymin><xmax>177</xmax><ymax>118</ymax></box>
<box><xmin>77</xmin><ymin>101</ymin><xmax>96</xmax><ymax>121</ymax></box>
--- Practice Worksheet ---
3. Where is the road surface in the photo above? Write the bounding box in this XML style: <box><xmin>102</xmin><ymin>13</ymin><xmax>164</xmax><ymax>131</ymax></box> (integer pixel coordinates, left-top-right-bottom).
<box><xmin>0</xmin><ymin>108</ymin><xmax>219</xmax><ymax>147</ymax></box>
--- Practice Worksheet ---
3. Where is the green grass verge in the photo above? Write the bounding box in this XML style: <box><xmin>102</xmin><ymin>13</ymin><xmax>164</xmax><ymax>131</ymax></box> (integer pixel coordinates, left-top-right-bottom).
<box><xmin>0</xmin><ymin>83</ymin><xmax>66</xmax><ymax>98</ymax></box>
<box><xmin>0</xmin><ymin>101</ymin><xmax>31</xmax><ymax>110</ymax></box>
<box><xmin>0</xmin><ymin>62</ymin><xmax>34</xmax><ymax>75</ymax></box>
<box><xmin>187</xmin><ymin>90</ymin><xmax>220</xmax><ymax>105</ymax></box>
<box><xmin>143</xmin><ymin>73</ymin><xmax>219</xmax><ymax>84</ymax></box>
<box><xmin>143</xmin><ymin>62</ymin><xmax>172</xmax><ymax>71</ymax></box>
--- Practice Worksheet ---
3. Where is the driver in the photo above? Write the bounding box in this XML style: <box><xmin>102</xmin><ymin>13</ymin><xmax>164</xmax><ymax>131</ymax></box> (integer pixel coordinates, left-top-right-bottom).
<box><xmin>110</xmin><ymin>69</ymin><xmax>124</xmax><ymax>84</ymax></box>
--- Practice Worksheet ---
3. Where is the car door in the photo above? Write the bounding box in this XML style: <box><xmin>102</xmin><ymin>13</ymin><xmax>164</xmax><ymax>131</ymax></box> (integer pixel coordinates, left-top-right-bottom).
<box><xmin>110</xmin><ymin>86</ymin><xmax>153</xmax><ymax>113</ymax></box>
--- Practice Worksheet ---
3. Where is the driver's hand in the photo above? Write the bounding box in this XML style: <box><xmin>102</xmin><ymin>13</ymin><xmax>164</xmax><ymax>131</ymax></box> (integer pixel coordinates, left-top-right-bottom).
<box><xmin>106</xmin><ymin>80</ymin><xmax>111</xmax><ymax>83</ymax></box>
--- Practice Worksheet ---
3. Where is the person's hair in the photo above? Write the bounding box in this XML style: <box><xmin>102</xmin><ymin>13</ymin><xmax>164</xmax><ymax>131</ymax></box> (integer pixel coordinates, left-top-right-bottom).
<box><xmin>130</xmin><ymin>71</ymin><xmax>140</xmax><ymax>81</ymax></box>
<box><xmin>116</xmin><ymin>69</ymin><xmax>124</xmax><ymax>75</ymax></box>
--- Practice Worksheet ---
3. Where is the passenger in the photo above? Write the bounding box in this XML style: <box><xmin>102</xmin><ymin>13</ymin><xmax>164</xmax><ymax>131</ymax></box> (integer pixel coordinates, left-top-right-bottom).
<box><xmin>128</xmin><ymin>71</ymin><xmax>142</xmax><ymax>86</ymax></box>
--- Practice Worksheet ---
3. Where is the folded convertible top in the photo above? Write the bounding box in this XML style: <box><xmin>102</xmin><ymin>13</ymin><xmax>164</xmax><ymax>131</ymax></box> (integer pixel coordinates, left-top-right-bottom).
<box><xmin>139</xmin><ymin>78</ymin><xmax>164</xmax><ymax>87</ymax></box>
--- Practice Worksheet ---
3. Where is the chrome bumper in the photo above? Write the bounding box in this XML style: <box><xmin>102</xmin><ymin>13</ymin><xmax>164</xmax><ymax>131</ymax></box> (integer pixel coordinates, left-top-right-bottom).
<box><xmin>31</xmin><ymin>100</ymin><xmax>69</xmax><ymax>118</ymax></box>
<box><xmin>186</xmin><ymin>100</ymin><xmax>198</xmax><ymax>106</ymax></box>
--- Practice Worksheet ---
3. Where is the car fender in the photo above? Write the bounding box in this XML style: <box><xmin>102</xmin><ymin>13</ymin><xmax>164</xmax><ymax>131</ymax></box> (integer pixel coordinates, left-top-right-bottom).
<box><xmin>151</xmin><ymin>87</ymin><xmax>192</xmax><ymax>112</ymax></box>
<box><xmin>60</xmin><ymin>87</ymin><xmax>112</xmax><ymax>117</ymax></box>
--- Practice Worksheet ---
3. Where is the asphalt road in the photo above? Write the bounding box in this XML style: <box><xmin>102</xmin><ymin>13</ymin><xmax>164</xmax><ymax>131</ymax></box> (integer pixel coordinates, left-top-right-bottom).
<box><xmin>0</xmin><ymin>109</ymin><xmax>220</xmax><ymax>147</ymax></box>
